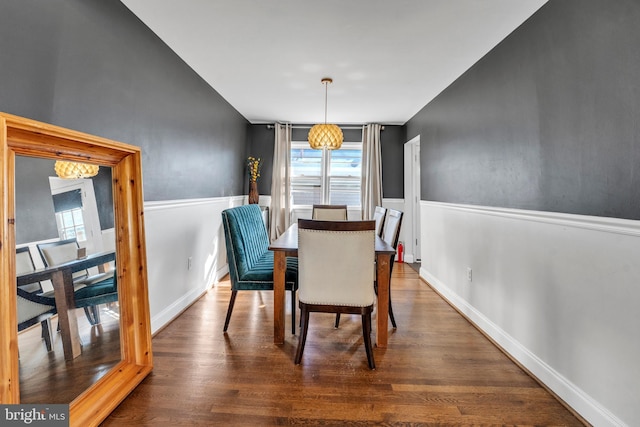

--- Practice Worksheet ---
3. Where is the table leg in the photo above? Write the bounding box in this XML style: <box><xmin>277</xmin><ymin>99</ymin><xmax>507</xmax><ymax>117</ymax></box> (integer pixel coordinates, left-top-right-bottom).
<box><xmin>375</xmin><ymin>253</ymin><xmax>392</xmax><ymax>348</ymax></box>
<box><xmin>51</xmin><ymin>270</ymin><xmax>82</xmax><ymax>360</ymax></box>
<box><xmin>273</xmin><ymin>251</ymin><xmax>286</xmax><ymax>344</ymax></box>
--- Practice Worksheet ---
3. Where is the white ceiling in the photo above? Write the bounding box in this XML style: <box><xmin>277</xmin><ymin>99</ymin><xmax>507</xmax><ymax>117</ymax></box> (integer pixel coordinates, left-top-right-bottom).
<box><xmin>120</xmin><ymin>0</ymin><xmax>547</xmax><ymax>125</ymax></box>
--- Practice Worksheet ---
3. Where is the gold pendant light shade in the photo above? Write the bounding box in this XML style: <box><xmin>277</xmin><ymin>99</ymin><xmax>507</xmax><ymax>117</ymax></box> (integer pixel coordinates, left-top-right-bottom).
<box><xmin>308</xmin><ymin>123</ymin><xmax>343</xmax><ymax>150</ymax></box>
<box><xmin>308</xmin><ymin>77</ymin><xmax>343</xmax><ymax>150</ymax></box>
<box><xmin>54</xmin><ymin>160</ymin><xmax>99</xmax><ymax>179</ymax></box>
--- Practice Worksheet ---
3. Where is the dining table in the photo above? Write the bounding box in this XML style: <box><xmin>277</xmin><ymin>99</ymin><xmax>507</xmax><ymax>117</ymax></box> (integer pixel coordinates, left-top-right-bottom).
<box><xmin>17</xmin><ymin>251</ymin><xmax>116</xmax><ymax>361</ymax></box>
<box><xmin>269</xmin><ymin>223</ymin><xmax>396</xmax><ymax>348</ymax></box>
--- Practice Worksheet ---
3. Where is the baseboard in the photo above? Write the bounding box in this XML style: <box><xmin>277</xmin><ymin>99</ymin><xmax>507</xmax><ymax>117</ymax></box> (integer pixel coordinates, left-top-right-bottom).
<box><xmin>420</xmin><ymin>267</ymin><xmax>626</xmax><ymax>427</ymax></box>
<box><xmin>151</xmin><ymin>265</ymin><xmax>229</xmax><ymax>336</ymax></box>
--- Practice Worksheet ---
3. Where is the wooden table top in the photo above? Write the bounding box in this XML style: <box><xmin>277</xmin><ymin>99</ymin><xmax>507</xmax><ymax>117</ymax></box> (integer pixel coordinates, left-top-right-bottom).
<box><xmin>269</xmin><ymin>223</ymin><xmax>395</xmax><ymax>254</ymax></box>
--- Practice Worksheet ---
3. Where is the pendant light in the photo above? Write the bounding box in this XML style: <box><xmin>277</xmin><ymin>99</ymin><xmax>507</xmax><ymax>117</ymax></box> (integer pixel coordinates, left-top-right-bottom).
<box><xmin>54</xmin><ymin>161</ymin><xmax>99</xmax><ymax>179</ymax></box>
<box><xmin>308</xmin><ymin>78</ymin><xmax>343</xmax><ymax>150</ymax></box>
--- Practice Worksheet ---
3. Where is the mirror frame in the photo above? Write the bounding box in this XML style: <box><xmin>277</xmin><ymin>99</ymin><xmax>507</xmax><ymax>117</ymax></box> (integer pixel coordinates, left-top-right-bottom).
<box><xmin>0</xmin><ymin>112</ymin><xmax>153</xmax><ymax>426</ymax></box>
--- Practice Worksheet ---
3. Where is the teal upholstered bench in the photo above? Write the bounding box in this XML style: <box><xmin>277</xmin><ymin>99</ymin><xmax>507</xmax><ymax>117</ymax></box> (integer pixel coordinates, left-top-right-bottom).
<box><xmin>221</xmin><ymin>204</ymin><xmax>298</xmax><ymax>334</ymax></box>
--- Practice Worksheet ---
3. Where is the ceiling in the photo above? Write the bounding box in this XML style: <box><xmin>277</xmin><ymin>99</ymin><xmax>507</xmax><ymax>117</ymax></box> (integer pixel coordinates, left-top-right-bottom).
<box><xmin>120</xmin><ymin>0</ymin><xmax>547</xmax><ymax>125</ymax></box>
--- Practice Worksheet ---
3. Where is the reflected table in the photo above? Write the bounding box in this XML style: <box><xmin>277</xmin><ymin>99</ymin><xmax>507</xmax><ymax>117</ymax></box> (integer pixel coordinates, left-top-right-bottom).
<box><xmin>269</xmin><ymin>224</ymin><xmax>396</xmax><ymax>347</ymax></box>
<box><xmin>17</xmin><ymin>251</ymin><xmax>116</xmax><ymax>361</ymax></box>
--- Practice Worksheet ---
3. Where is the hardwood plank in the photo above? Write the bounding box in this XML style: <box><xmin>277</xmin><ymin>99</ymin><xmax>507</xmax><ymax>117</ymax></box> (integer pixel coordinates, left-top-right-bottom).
<box><xmin>102</xmin><ymin>263</ymin><xmax>586</xmax><ymax>426</ymax></box>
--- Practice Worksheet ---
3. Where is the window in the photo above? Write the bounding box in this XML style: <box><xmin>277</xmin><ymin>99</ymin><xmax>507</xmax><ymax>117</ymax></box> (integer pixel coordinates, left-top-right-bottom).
<box><xmin>56</xmin><ymin>207</ymin><xmax>87</xmax><ymax>241</ymax></box>
<box><xmin>290</xmin><ymin>140</ymin><xmax>362</xmax><ymax>206</ymax></box>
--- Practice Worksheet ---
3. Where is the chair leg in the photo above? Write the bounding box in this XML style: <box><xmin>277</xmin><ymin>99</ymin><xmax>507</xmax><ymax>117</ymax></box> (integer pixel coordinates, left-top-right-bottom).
<box><xmin>388</xmin><ymin>260</ymin><xmax>396</xmax><ymax>328</ymax></box>
<box><xmin>376</xmin><ymin>274</ymin><xmax>397</xmax><ymax>328</ymax></box>
<box><xmin>223</xmin><ymin>290</ymin><xmax>238</xmax><ymax>332</ymax></box>
<box><xmin>41</xmin><ymin>319</ymin><xmax>53</xmax><ymax>352</ymax></box>
<box><xmin>294</xmin><ymin>306</ymin><xmax>310</xmax><ymax>365</ymax></box>
<box><xmin>362</xmin><ymin>312</ymin><xmax>376</xmax><ymax>370</ymax></box>
<box><xmin>291</xmin><ymin>289</ymin><xmax>297</xmax><ymax>335</ymax></box>
<box><xmin>334</xmin><ymin>313</ymin><xmax>341</xmax><ymax>328</ymax></box>
<box><xmin>84</xmin><ymin>306</ymin><xmax>101</xmax><ymax>325</ymax></box>
<box><xmin>389</xmin><ymin>288</ymin><xmax>397</xmax><ymax>329</ymax></box>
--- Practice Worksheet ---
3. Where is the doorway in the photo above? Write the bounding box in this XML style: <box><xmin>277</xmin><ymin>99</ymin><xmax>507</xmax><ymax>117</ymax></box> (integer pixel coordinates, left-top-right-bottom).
<box><xmin>403</xmin><ymin>136</ymin><xmax>420</xmax><ymax>263</ymax></box>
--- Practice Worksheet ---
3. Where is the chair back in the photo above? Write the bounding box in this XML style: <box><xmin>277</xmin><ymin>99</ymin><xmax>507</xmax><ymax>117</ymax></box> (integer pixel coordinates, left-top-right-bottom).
<box><xmin>15</xmin><ymin>247</ymin><xmax>56</xmax><ymax>330</ymax></box>
<box><xmin>16</xmin><ymin>246</ymin><xmax>42</xmax><ymax>293</ymax></box>
<box><xmin>372</xmin><ymin>206</ymin><xmax>387</xmax><ymax>237</ymax></box>
<box><xmin>298</xmin><ymin>219</ymin><xmax>375</xmax><ymax>307</ymax></box>
<box><xmin>312</xmin><ymin>204</ymin><xmax>347</xmax><ymax>221</ymax></box>
<box><xmin>37</xmin><ymin>238</ymin><xmax>88</xmax><ymax>281</ymax></box>
<box><xmin>221</xmin><ymin>204</ymin><xmax>270</xmax><ymax>286</ymax></box>
<box><xmin>381</xmin><ymin>208</ymin><xmax>403</xmax><ymax>250</ymax></box>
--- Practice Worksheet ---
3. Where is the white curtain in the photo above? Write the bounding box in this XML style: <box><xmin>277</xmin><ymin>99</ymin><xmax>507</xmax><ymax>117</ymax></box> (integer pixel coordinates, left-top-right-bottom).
<box><xmin>269</xmin><ymin>123</ymin><xmax>292</xmax><ymax>241</ymax></box>
<box><xmin>360</xmin><ymin>123</ymin><xmax>383</xmax><ymax>220</ymax></box>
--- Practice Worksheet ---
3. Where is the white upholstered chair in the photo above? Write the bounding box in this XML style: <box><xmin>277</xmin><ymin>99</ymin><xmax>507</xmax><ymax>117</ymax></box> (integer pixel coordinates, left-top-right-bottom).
<box><xmin>372</xmin><ymin>205</ymin><xmax>387</xmax><ymax>237</ymax></box>
<box><xmin>311</xmin><ymin>204</ymin><xmax>347</xmax><ymax>221</ymax></box>
<box><xmin>295</xmin><ymin>219</ymin><xmax>377</xmax><ymax>369</ymax></box>
<box><xmin>379</xmin><ymin>208</ymin><xmax>403</xmax><ymax>328</ymax></box>
<box><xmin>16</xmin><ymin>246</ymin><xmax>56</xmax><ymax>352</ymax></box>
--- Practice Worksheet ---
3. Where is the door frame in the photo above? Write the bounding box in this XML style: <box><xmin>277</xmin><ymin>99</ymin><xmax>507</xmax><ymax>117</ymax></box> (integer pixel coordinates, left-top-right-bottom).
<box><xmin>49</xmin><ymin>177</ymin><xmax>103</xmax><ymax>254</ymax></box>
<box><xmin>403</xmin><ymin>135</ymin><xmax>420</xmax><ymax>263</ymax></box>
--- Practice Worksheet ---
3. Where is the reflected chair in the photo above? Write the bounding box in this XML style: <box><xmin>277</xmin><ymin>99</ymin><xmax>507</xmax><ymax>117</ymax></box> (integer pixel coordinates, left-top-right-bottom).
<box><xmin>37</xmin><ymin>238</ymin><xmax>114</xmax><ymax>285</ymax></box>
<box><xmin>222</xmin><ymin>204</ymin><xmax>299</xmax><ymax>334</ymax></box>
<box><xmin>295</xmin><ymin>219</ymin><xmax>377</xmax><ymax>369</ymax></box>
<box><xmin>372</xmin><ymin>206</ymin><xmax>387</xmax><ymax>237</ymax></box>
<box><xmin>312</xmin><ymin>204</ymin><xmax>347</xmax><ymax>220</ymax></box>
<box><xmin>16</xmin><ymin>246</ymin><xmax>56</xmax><ymax>352</ymax></box>
<box><xmin>36</xmin><ymin>238</ymin><xmax>117</xmax><ymax>325</ymax></box>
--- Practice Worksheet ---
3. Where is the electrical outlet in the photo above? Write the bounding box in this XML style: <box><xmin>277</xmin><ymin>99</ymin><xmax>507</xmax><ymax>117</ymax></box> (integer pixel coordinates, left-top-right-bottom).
<box><xmin>188</xmin><ymin>257</ymin><xmax>193</xmax><ymax>270</ymax></box>
<box><xmin>467</xmin><ymin>267</ymin><xmax>473</xmax><ymax>282</ymax></box>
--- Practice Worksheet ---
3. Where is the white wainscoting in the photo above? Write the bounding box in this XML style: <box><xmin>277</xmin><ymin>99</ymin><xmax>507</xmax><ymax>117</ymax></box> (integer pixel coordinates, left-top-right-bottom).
<box><xmin>419</xmin><ymin>201</ymin><xmax>639</xmax><ymax>427</ymax></box>
<box><xmin>144</xmin><ymin>196</ymin><xmax>244</xmax><ymax>334</ymax></box>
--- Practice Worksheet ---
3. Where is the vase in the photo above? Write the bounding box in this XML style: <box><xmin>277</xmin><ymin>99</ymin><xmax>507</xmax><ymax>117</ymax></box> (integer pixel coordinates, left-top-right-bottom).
<box><xmin>248</xmin><ymin>181</ymin><xmax>259</xmax><ymax>204</ymax></box>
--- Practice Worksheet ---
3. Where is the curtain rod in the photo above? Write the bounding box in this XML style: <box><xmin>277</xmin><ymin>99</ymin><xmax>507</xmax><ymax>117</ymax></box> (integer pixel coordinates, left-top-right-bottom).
<box><xmin>265</xmin><ymin>124</ymin><xmax>384</xmax><ymax>130</ymax></box>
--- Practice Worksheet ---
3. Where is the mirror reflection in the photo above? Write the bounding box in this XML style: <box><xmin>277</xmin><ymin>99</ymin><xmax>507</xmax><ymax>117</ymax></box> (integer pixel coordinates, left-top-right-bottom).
<box><xmin>14</xmin><ymin>156</ymin><xmax>120</xmax><ymax>404</ymax></box>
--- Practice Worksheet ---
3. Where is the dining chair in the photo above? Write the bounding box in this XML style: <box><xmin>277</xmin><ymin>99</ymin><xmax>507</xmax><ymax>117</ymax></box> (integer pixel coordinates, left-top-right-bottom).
<box><xmin>221</xmin><ymin>204</ymin><xmax>299</xmax><ymax>334</ymax></box>
<box><xmin>372</xmin><ymin>205</ymin><xmax>387</xmax><ymax>237</ymax></box>
<box><xmin>16</xmin><ymin>246</ymin><xmax>57</xmax><ymax>351</ymax></box>
<box><xmin>334</xmin><ymin>207</ymin><xmax>403</xmax><ymax>329</ymax></box>
<box><xmin>312</xmin><ymin>204</ymin><xmax>348</xmax><ymax>220</ymax></box>
<box><xmin>295</xmin><ymin>219</ymin><xmax>377</xmax><ymax>369</ymax></box>
<box><xmin>379</xmin><ymin>208</ymin><xmax>403</xmax><ymax>328</ymax></box>
<box><xmin>36</xmin><ymin>238</ymin><xmax>117</xmax><ymax>325</ymax></box>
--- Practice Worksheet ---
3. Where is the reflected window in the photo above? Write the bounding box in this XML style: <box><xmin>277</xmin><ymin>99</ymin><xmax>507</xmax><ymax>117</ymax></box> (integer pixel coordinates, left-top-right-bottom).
<box><xmin>57</xmin><ymin>207</ymin><xmax>86</xmax><ymax>241</ymax></box>
<box><xmin>52</xmin><ymin>189</ymin><xmax>87</xmax><ymax>241</ymax></box>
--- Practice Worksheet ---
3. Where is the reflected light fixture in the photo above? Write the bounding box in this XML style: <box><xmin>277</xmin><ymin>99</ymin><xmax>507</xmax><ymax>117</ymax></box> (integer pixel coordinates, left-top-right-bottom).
<box><xmin>308</xmin><ymin>77</ymin><xmax>343</xmax><ymax>150</ymax></box>
<box><xmin>54</xmin><ymin>160</ymin><xmax>99</xmax><ymax>179</ymax></box>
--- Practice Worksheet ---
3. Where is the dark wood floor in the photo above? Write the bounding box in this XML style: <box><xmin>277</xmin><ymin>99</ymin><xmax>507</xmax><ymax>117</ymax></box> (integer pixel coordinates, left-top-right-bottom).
<box><xmin>100</xmin><ymin>263</ymin><xmax>585</xmax><ymax>426</ymax></box>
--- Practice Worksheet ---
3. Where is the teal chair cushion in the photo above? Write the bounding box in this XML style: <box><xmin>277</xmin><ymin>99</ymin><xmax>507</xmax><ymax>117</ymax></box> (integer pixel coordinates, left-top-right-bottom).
<box><xmin>73</xmin><ymin>276</ymin><xmax>118</xmax><ymax>308</ymax></box>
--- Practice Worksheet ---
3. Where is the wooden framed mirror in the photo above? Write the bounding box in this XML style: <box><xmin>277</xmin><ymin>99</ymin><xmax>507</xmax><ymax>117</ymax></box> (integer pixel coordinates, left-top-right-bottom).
<box><xmin>1</xmin><ymin>112</ymin><xmax>152</xmax><ymax>426</ymax></box>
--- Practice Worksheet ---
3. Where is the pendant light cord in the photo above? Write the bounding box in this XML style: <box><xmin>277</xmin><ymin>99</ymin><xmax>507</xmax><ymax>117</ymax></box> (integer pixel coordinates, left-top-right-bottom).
<box><xmin>324</xmin><ymin>80</ymin><xmax>328</xmax><ymax>124</ymax></box>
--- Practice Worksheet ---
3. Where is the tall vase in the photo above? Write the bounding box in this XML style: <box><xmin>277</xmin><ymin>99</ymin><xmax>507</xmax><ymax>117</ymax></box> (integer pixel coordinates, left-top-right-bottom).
<box><xmin>248</xmin><ymin>181</ymin><xmax>259</xmax><ymax>204</ymax></box>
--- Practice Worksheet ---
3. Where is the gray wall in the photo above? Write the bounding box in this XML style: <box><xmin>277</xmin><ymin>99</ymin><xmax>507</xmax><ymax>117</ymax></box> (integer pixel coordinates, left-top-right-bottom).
<box><xmin>14</xmin><ymin>158</ymin><xmax>59</xmax><ymax>243</ymax></box>
<box><xmin>406</xmin><ymin>0</ymin><xmax>640</xmax><ymax>220</ymax></box>
<box><xmin>1</xmin><ymin>0</ymin><xmax>249</xmax><ymax>215</ymax></box>
<box><xmin>248</xmin><ymin>124</ymin><xmax>405</xmax><ymax>199</ymax></box>
<box><xmin>14</xmin><ymin>157</ymin><xmax>114</xmax><ymax>244</ymax></box>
